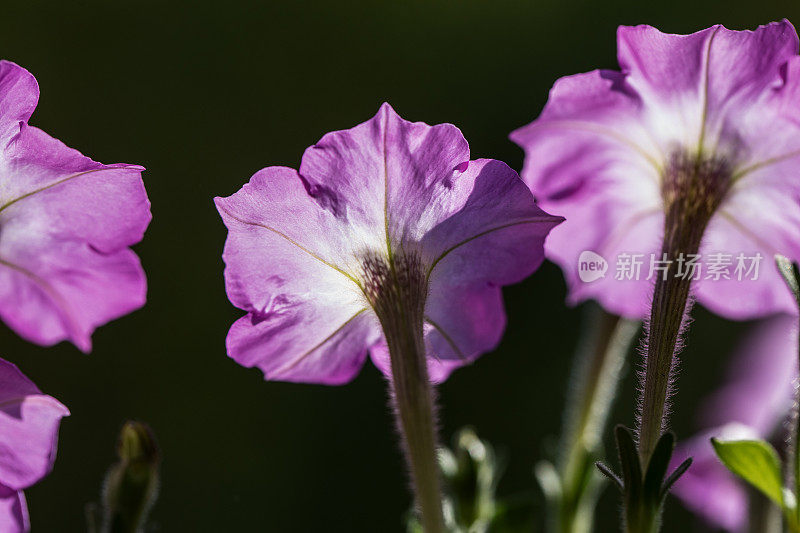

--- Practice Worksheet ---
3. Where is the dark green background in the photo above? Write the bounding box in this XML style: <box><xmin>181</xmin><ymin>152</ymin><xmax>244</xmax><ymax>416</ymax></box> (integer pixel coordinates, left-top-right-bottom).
<box><xmin>0</xmin><ymin>1</ymin><xmax>795</xmax><ymax>531</ymax></box>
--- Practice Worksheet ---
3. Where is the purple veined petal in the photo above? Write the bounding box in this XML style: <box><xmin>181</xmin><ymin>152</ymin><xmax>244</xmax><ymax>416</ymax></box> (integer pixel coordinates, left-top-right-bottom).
<box><xmin>217</xmin><ymin>104</ymin><xmax>561</xmax><ymax>384</ymax></box>
<box><xmin>1</xmin><ymin>124</ymin><xmax>150</xmax><ymax>251</ymax></box>
<box><xmin>542</xmin><ymin>191</ymin><xmax>662</xmax><ymax>320</ymax></box>
<box><xmin>419</xmin><ymin>158</ymin><xmax>562</xmax><ymax>285</ymax></box>
<box><xmin>695</xmin><ymin>206</ymin><xmax>800</xmax><ymax>319</ymax></box>
<box><xmin>216</xmin><ymin>167</ymin><xmax>382</xmax><ymax>385</ymax></box>
<box><xmin>0</xmin><ymin>61</ymin><xmax>37</xmax><ymax>141</ymax></box>
<box><xmin>0</xmin><ymin>247</ymin><xmax>146</xmax><ymax>353</ymax></box>
<box><xmin>618</xmin><ymin>21</ymin><xmax>798</xmax><ymax>148</ymax></box>
<box><xmin>511</xmin><ymin>69</ymin><xmax>662</xmax><ymax>319</ymax></box>
<box><xmin>225</xmin><ymin>308</ymin><xmax>380</xmax><ymax>386</ymax></box>
<box><xmin>0</xmin><ymin>358</ymin><xmax>69</xmax><ymax>491</ymax></box>
<box><xmin>0</xmin><ymin>61</ymin><xmax>151</xmax><ymax>352</ymax></box>
<box><xmin>0</xmin><ymin>486</ymin><xmax>27</xmax><ymax>533</ymax></box>
<box><xmin>298</xmin><ymin>102</ymin><xmax>473</xmax><ymax>248</ymax></box>
<box><xmin>671</xmin><ymin>423</ymin><xmax>759</xmax><ymax>532</ymax></box>
<box><xmin>688</xmin><ymin>51</ymin><xmax>800</xmax><ymax>320</ymax></box>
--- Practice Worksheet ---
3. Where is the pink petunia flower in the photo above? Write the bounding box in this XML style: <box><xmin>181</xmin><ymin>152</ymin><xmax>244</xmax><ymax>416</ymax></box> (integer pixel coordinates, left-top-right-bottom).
<box><xmin>0</xmin><ymin>359</ymin><xmax>69</xmax><ymax>532</ymax></box>
<box><xmin>511</xmin><ymin>20</ymin><xmax>800</xmax><ymax>321</ymax></box>
<box><xmin>0</xmin><ymin>60</ymin><xmax>151</xmax><ymax>352</ymax></box>
<box><xmin>670</xmin><ymin>314</ymin><xmax>797</xmax><ymax>531</ymax></box>
<box><xmin>215</xmin><ymin>103</ymin><xmax>562</xmax><ymax>384</ymax></box>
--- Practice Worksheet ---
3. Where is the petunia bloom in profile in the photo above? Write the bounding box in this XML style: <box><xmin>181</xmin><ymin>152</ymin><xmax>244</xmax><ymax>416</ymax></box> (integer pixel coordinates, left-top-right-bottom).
<box><xmin>215</xmin><ymin>102</ymin><xmax>561</xmax><ymax>385</ymax></box>
<box><xmin>670</xmin><ymin>314</ymin><xmax>797</xmax><ymax>531</ymax></box>
<box><xmin>511</xmin><ymin>20</ymin><xmax>800</xmax><ymax>322</ymax></box>
<box><xmin>216</xmin><ymin>103</ymin><xmax>561</xmax><ymax>529</ymax></box>
<box><xmin>0</xmin><ymin>60</ymin><xmax>151</xmax><ymax>352</ymax></box>
<box><xmin>513</xmin><ymin>21</ymin><xmax>800</xmax><ymax>528</ymax></box>
<box><xmin>0</xmin><ymin>358</ymin><xmax>69</xmax><ymax>532</ymax></box>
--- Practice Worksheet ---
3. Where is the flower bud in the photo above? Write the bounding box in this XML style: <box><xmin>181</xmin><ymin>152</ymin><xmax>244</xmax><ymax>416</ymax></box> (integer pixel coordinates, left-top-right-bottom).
<box><xmin>100</xmin><ymin>421</ymin><xmax>160</xmax><ymax>533</ymax></box>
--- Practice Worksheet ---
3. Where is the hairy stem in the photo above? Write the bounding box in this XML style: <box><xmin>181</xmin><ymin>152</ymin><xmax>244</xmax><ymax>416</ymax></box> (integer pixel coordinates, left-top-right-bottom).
<box><xmin>385</xmin><ymin>318</ymin><xmax>445</xmax><ymax>533</ymax></box>
<box><xmin>637</xmin><ymin>207</ymin><xmax>708</xmax><ymax>464</ymax></box>
<box><xmin>371</xmin><ymin>252</ymin><xmax>445</xmax><ymax>533</ymax></box>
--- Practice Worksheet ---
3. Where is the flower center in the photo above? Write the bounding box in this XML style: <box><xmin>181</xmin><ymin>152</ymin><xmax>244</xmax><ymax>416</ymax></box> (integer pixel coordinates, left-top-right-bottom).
<box><xmin>661</xmin><ymin>150</ymin><xmax>733</xmax><ymax>226</ymax></box>
<box><xmin>360</xmin><ymin>251</ymin><xmax>428</xmax><ymax>325</ymax></box>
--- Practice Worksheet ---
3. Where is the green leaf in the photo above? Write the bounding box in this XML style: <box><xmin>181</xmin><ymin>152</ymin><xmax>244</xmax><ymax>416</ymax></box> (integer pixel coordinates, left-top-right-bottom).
<box><xmin>711</xmin><ymin>438</ymin><xmax>784</xmax><ymax>507</ymax></box>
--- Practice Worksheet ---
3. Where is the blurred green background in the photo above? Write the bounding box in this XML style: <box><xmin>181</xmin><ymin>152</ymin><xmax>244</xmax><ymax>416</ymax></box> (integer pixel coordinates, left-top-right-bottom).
<box><xmin>0</xmin><ymin>1</ymin><xmax>796</xmax><ymax>531</ymax></box>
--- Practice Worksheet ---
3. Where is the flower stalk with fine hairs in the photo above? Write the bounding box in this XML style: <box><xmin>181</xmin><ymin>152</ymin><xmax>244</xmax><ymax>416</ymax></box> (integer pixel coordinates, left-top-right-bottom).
<box><xmin>638</xmin><ymin>153</ymin><xmax>732</xmax><ymax>462</ymax></box>
<box><xmin>364</xmin><ymin>252</ymin><xmax>444</xmax><ymax>531</ymax></box>
<box><xmin>215</xmin><ymin>103</ymin><xmax>561</xmax><ymax>530</ymax></box>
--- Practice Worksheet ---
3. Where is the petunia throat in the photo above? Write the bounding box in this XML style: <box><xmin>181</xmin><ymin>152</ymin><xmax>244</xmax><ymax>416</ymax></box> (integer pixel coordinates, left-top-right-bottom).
<box><xmin>361</xmin><ymin>250</ymin><xmax>445</xmax><ymax>533</ymax></box>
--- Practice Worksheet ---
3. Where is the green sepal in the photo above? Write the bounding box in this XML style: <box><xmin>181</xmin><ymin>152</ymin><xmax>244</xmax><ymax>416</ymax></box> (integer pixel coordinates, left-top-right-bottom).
<box><xmin>615</xmin><ymin>425</ymin><xmax>642</xmax><ymax>500</ymax></box>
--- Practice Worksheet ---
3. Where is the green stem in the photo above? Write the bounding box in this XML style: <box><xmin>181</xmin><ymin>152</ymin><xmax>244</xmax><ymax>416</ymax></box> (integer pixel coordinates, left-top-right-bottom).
<box><xmin>637</xmin><ymin>211</ymin><xmax>708</xmax><ymax>465</ymax></box>
<box><xmin>555</xmin><ymin>307</ymin><xmax>640</xmax><ymax>533</ymax></box>
<box><xmin>382</xmin><ymin>301</ymin><xmax>445</xmax><ymax>533</ymax></box>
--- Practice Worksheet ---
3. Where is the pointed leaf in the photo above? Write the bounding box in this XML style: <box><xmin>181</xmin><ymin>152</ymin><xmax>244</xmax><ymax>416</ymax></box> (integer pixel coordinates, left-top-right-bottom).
<box><xmin>711</xmin><ymin>438</ymin><xmax>784</xmax><ymax>507</ymax></box>
<box><xmin>615</xmin><ymin>425</ymin><xmax>642</xmax><ymax>499</ymax></box>
<box><xmin>660</xmin><ymin>457</ymin><xmax>693</xmax><ymax>501</ymax></box>
<box><xmin>643</xmin><ymin>432</ymin><xmax>675</xmax><ymax>503</ymax></box>
<box><xmin>595</xmin><ymin>461</ymin><xmax>623</xmax><ymax>492</ymax></box>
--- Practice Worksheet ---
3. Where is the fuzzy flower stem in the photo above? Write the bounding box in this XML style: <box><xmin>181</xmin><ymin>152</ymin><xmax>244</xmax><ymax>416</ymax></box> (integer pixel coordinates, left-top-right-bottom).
<box><xmin>638</xmin><ymin>153</ymin><xmax>728</xmax><ymax>464</ymax></box>
<box><xmin>371</xmin><ymin>253</ymin><xmax>445</xmax><ymax>533</ymax></box>
<box><xmin>637</xmin><ymin>250</ymin><xmax>695</xmax><ymax>463</ymax></box>
<box><xmin>384</xmin><ymin>320</ymin><xmax>445</xmax><ymax>532</ymax></box>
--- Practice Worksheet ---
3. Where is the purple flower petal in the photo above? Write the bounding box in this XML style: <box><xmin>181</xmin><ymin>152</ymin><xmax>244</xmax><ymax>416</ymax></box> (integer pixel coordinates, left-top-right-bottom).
<box><xmin>0</xmin><ymin>62</ymin><xmax>37</xmax><ymax>138</ymax></box>
<box><xmin>0</xmin><ymin>486</ymin><xmax>27</xmax><ymax>533</ymax></box>
<box><xmin>0</xmin><ymin>60</ymin><xmax>151</xmax><ymax>351</ymax></box>
<box><xmin>0</xmin><ymin>358</ymin><xmax>69</xmax><ymax>491</ymax></box>
<box><xmin>217</xmin><ymin>104</ymin><xmax>561</xmax><ymax>384</ymax></box>
<box><xmin>216</xmin><ymin>166</ymin><xmax>381</xmax><ymax>385</ymax></box>
<box><xmin>512</xmin><ymin>21</ymin><xmax>800</xmax><ymax>320</ymax></box>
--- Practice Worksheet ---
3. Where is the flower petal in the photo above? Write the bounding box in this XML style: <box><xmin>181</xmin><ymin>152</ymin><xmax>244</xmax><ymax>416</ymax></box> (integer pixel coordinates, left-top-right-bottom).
<box><xmin>0</xmin><ymin>486</ymin><xmax>27</xmax><ymax>533</ymax></box>
<box><xmin>0</xmin><ymin>359</ymin><xmax>69</xmax><ymax>491</ymax></box>
<box><xmin>226</xmin><ymin>308</ymin><xmax>378</xmax><ymax>385</ymax></box>
<box><xmin>0</xmin><ymin>111</ymin><xmax>150</xmax><ymax>351</ymax></box>
<box><xmin>216</xmin><ymin>166</ymin><xmax>381</xmax><ymax>384</ymax></box>
<box><xmin>421</xmin><ymin>159</ymin><xmax>562</xmax><ymax>285</ymax></box>
<box><xmin>0</xmin><ymin>247</ymin><xmax>146</xmax><ymax>352</ymax></box>
<box><xmin>618</xmin><ymin>21</ymin><xmax>798</xmax><ymax>147</ymax></box>
<box><xmin>696</xmin><ymin>202</ymin><xmax>799</xmax><ymax>319</ymax></box>
<box><xmin>0</xmin><ymin>62</ymin><xmax>37</xmax><ymax>140</ymax></box>
<box><xmin>298</xmin><ymin>103</ymin><xmax>473</xmax><ymax>250</ymax></box>
<box><xmin>511</xmin><ymin>70</ymin><xmax>662</xmax><ymax>318</ymax></box>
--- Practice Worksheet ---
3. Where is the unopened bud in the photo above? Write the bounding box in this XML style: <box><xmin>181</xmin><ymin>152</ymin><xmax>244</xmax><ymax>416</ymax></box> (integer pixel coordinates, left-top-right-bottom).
<box><xmin>101</xmin><ymin>421</ymin><xmax>160</xmax><ymax>533</ymax></box>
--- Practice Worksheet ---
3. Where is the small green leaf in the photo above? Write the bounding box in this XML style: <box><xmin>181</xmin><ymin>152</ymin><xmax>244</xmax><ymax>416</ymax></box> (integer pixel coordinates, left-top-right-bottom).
<box><xmin>711</xmin><ymin>438</ymin><xmax>784</xmax><ymax>507</ymax></box>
